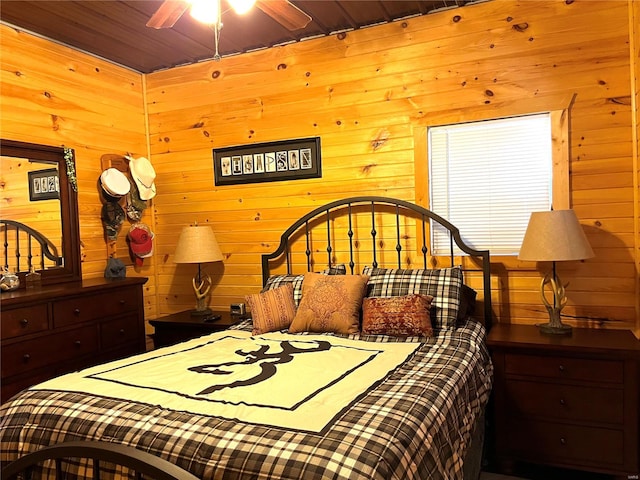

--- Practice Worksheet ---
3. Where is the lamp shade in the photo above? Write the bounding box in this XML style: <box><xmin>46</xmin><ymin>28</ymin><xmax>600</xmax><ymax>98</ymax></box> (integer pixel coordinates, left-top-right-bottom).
<box><xmin>174</xmin><ymin>225</ymin><xmax>223</xmax><ymax>264</ymax></box>
<box><xmin>518</xmin><ymin>210</ymin><xmax>594</xmax><ymax>261</ymax></box>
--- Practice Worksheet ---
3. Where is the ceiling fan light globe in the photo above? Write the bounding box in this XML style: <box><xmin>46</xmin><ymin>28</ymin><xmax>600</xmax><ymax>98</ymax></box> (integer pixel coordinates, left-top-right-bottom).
<box><xmin>190</xmin><ymin>0</ymin><xmax>220</xmax><ymax>24</ymax></box>
<box><xmin>229</xmin><ymin>0</ymin><xmax>256</xmax><ymax>15</ymax></box>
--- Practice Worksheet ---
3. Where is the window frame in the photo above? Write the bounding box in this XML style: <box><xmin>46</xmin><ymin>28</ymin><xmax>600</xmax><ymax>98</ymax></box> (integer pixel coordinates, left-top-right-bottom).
<box><xmin>413</xmin><ymin>94</ymin><xmax>573</xmax><ymax>265</ymax></box>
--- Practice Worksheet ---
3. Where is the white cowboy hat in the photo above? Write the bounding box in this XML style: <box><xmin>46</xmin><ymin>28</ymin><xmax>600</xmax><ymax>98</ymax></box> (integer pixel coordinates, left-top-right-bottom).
<box><xmin>127</xmin><ymin>156</ymin><xmax>157</xmax><ymax>200</ymax></box>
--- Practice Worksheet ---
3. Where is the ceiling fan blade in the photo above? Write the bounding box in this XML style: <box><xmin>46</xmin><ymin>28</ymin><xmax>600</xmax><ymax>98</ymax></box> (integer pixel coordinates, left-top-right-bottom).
<box><xmin>255</xmin><ymin>0</ymin><xmax>312</xmax><ymax>31</ymax></box>
<box><xmin>146</xmin><ymin>0</ymin><xmax>190</xmax><ymax>29</ymax></box>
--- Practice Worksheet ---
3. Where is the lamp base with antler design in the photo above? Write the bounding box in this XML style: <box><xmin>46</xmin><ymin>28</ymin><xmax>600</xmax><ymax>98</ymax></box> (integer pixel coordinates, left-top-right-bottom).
<box><xmin>190</xmin><ymin>263</ymin><xmax>213</xmax><ymax>316</ymax></box>
<box><xmin>174</xmin><ymin>223</ymin><xmax>224</xmax><ymax>317</ymax></box>
<box><xmin>538</xmin><ymin>263</ymin><xmax>572</xmax><ymax>335</ymax></box>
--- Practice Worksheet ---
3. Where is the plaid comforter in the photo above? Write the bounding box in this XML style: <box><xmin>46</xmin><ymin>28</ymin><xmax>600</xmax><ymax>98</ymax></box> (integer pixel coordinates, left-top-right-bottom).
<box><xmin>0</xmin><ymin>320</ymin><xmax>492</xmax><ymax>480</ymax></box>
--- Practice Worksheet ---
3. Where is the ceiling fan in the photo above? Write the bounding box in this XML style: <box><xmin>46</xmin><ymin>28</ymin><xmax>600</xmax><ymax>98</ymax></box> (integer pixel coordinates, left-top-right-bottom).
<box><xmin>146</xmin><ymin>0</ymin><xmax>312</xmax><ymax>60</ymax></box>
<box><xmin>146</xmin><ymin>0</ymin><xmax>312</xmax><ymax>31</ymax></box>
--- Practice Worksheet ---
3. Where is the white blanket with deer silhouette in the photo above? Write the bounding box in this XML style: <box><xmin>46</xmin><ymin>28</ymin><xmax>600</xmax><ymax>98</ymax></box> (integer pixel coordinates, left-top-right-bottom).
<box><xmin>33</xmin><ymin>330</ymin><xmax>419</xmax><ymax>433</ymax></box>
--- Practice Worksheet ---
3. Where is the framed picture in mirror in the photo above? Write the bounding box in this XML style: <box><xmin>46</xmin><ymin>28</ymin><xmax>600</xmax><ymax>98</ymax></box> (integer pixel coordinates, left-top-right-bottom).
<box><xmin>28</xmin><ymin>168</ymin><xmax>60</xmax><ymax>201</ymax></box>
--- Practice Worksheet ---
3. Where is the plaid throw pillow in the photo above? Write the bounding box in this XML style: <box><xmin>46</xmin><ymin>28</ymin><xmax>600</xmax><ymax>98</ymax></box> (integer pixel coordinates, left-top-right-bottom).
<box><xmin>322</xmin><ymin>265</ymin><xmax>347</xmax><ymax>275</ymax></box>
<box><xmin>262</xmin><ymin>264</ymin><xmax>347</xmax><ymax>306</ymax></box>
<box><xmin>362</xmin><ymin>266</ymin><xmax>463</xmax><ymax>330</ymax></box>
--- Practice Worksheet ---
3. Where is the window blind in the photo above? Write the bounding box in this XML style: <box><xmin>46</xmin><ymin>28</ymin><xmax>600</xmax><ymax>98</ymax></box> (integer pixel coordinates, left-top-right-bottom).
<box><xmin>428</xmin><ymin>114</ymin><xmax>552</xmax><ymax>255</ymax></box>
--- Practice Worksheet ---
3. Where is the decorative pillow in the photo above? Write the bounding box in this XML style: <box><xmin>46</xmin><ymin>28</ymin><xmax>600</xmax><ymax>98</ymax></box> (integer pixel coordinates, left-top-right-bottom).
<box><xmin>457</xmin><ymin>284</ymin><xmax>477</xmax><ymax>323</ymax></box>
<box><xmin>322</xmin><ymin>264</ymin><xmax>348</xmax><ymax>275</ymax></box>
<box><xmin>245</xmin><ymin>283</ymin><xmax>297</xmax><ymax>335</ymax></box>
<box><xmin>289</xmin><ymin>273</ymin><xmax>369</xmax><ymax>335</ymax></box>
<box><xmin>363</xmin><ymin>266</ymin><xmax>463</xmax><ymax>330</ymax></box>
<box><xmin>362</xmin><ymin>294</ymin><xmax>434</xmax><ymax>336</ymax></box>
<box><xmin>262</xmin><ymin>264</ymin><xmax>346</xmax><ymax>306</ymax></box>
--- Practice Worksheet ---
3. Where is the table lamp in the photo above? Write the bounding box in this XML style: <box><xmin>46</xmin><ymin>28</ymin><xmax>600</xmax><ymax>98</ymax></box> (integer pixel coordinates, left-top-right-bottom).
<box><xmin>518</xmin><ymin>210</ymin><xmax>594</xmax><ymax>335</ymax></box>
<box><xmin>174</xmin><ymin>224</ymin><xmax>223</xmax><ymax>316</ymax></box>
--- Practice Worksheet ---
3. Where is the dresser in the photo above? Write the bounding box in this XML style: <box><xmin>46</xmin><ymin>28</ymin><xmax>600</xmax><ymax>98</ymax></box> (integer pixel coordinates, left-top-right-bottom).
<box><xmin>487</xmin><ymin>324</ymin><xmax>639</xmax><ymax>478</ymax></box>
<box><xmin>1</xmin><ymin>277</ymin><xmax>147</xmax><ymax>403</ymax></box>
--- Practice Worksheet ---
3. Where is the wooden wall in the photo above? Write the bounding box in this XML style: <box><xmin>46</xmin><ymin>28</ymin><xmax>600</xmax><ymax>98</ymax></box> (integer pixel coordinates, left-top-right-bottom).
<box><xmin>2</xmin><ymin>0</ymin><xmax>639</xmax><ymax>334</ymax></box>
<box><xmin>630</xmin><ymin>0</ymin><xmax>640</xmax><ymax>338</ymax></box>
<box><xmin>0</xmin><ymin>158</ymin><xmax>63</xmax><ymax>272</ymax></box>
<box><xmin>0</xmin><ymin>25</ymin><xmax>155</xmax><ymax>320</ymax></box>
<box><xmin>146</xmin><ymin>0</ymin><xmax>639</xmax><ymax>332</ymax></box>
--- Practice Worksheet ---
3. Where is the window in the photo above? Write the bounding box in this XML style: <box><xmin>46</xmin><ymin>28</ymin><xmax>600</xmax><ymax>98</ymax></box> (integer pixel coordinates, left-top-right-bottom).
<box><xmin>428</xmin><ymin>113</ymin><xmax>553</xmax><ymax>256</ymax></box>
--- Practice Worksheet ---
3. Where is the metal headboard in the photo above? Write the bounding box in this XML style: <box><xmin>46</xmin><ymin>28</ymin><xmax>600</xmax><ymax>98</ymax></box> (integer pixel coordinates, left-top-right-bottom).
<box><xmin>1</xmin><ymin>219</ymin><xmax>63</xmax><ymax>272</ymax></box>
<box><xmin>261</xmin><ymin>196</ymin><xmax>492</xmax><ymax>328</ymax></box>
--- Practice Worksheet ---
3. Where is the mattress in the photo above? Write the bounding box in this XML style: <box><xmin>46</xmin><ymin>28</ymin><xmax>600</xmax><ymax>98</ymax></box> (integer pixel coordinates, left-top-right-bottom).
<box><xmin>0</xmin><ymin>319</ymin><xmax>492</xmax><ymax>480</ymax></box>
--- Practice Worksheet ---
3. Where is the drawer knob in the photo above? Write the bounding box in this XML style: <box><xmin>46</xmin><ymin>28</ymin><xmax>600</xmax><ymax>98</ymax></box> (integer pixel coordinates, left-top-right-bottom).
<box><xmin>20</xmin><ymin>318</ymin><xmax>29</xmax><ymax>327</ymax></box>
<box><xmin>74</xmin><ymin>340</ymin><xmax>82</xmax><ymax>347</ymax></box>
<box><xmin>23</xmin><ymin>353</ymin><xmax>31</xmax><ymax>362</ymax></box>
<box><xmin>119</xmin><ymin>300</ymin><xmax>126</xmax><ymax>305</ymax></box>
<box><xmin>558</xmin><ymin>365</ymin><xmax>565</xmax><ymax>372</ymax></box>
<box><xmin>560</xmin><ymin>437</ymin><xmax>566</xmax><ymax>445</ymax></box>
<box><xmin>119</xmin><ymin>329</ymin><xmax>125</xmax><ymax>335</ymax></box>
<box><xmin>559</xmin><ymin>398</ymin><xmax>566</xmax><ymax>406</ymax></box>
<box><xmin>74</xmin><ymin>308</ymin><xmax>81</xmax><ymax>315</ymax></box>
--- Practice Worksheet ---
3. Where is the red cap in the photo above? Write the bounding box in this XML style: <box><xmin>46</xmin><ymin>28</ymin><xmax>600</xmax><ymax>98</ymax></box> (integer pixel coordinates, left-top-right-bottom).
<box><xmin>127</xmin><ymin>224</ymin><xmax>153</xmax><ymax>257</ymax></box>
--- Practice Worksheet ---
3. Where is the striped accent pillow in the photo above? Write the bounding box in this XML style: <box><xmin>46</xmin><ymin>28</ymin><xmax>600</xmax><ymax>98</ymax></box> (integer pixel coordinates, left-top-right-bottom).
<box><xmin>246</xmin><ymin>283</ymin><xmax>297</xmax><ymax>334</ymax></box>
<box><xmin>362</xmin><ymin>266</ymin><xmax>463</xmax><ymax>330</ymax></box>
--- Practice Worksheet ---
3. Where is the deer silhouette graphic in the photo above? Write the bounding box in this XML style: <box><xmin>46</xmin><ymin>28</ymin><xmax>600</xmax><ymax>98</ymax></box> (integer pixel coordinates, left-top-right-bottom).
<box><xmin>189</xmin><ymin>340</ymin><xmax>331</xmax><ymax>395</ymax></box>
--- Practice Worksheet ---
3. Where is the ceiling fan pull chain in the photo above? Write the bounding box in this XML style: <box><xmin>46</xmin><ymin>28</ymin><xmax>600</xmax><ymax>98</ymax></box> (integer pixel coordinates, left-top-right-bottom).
<box><xmin>213</xmin><ymin>0</ymin><xmax>222</xmax><ymax>62</ymax></box>
<box><xmin>213</xmin><ymin>22</ymin><xmax>222</xmax><ymax>61</ymax></box>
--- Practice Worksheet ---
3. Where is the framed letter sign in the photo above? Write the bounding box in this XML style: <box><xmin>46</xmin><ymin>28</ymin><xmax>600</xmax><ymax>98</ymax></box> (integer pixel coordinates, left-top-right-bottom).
<box><xmin>214</xmin><ymin>137</ymin><xmax>321</xmax><ymax>186</ymax></box>
<box><xmin>28</xmin><ymin>168</ymin><xmax>60</xmax><ymax>201</ymax></box>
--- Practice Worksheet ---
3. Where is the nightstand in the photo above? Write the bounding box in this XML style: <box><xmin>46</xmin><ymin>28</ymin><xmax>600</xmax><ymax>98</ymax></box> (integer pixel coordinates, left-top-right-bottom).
<box><xmin>150</xmin><ymin>310</ymin><xmax>248</xmax><ymax>348</ymax></box>
<box><xmin>487</xmin><ymin>323</ymin><xmax>639</xmax><ymax>478</ymax></box>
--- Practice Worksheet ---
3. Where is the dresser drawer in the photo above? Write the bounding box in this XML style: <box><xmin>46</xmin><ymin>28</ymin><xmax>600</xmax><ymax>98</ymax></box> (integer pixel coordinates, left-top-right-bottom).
<box><xmin>505</xmin><ymin>379</ymin><xmax>624</xmax><ymax>424</ymax></box>
<box><xmin>1</xmin><ymin>304</ymin><xmax>49</xmax><ymax>339</ymax></box>
<box><xmin>1</xmin><ymin>325</ymin><xmax>99</xmax><ymax>378</ymax></box>
<box><xmin>1</xmin><ymin>278</ymin><xmax>147</xmax><ymax>405</ymax></box>
<box><xmin>52</xmin><ymin>287</ymin><xmax>139</xmax><ymax>328</ymax></box>
<box><xmin>507</xmin><ymin>418</ymin><xmax>624</xmax><ymax>467</ymax></box>
<box><xmin>505</xmin><ymin>353</ymin><xmax>623</xmax><ymax>384</ymax></box>
<box><xmin>101</xmin><ymin>314</ymin><xmax>140</xmax><ymax>350</ymax></box>
<box><xmin>94</xmin><ymin>345</ymin><xmax>144</xmax><ymax>366</ymax></box>
<box><xmin>1</xmin><ymin>370</ymin><xmax>53</xmax><ymax>404</ymax></box>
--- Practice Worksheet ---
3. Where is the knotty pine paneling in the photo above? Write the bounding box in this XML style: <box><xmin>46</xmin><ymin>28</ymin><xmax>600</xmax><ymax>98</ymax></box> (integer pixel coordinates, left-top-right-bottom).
<box><xmin>630</xmin><ymin>0</ymin><xmax>640</xmax><ymax>338</ymax></box>
<box><xmin>1</xmin><ymin>1</ymin><xmax>638</xmax><ymax>334</ymax></box>
<box><xmin>0</xmin><ymin>25</ymin><xmax>157</xmax><ymax>327</ymax></box>
<box><xmin>147</xmin><ymin>0</ymin><xmax>639</xmax><ymax>332</ymax></box>
<box><xmin>0</xmin><ymin>158</ymin><xmax>63</xmax><ymax>271</ymax></box>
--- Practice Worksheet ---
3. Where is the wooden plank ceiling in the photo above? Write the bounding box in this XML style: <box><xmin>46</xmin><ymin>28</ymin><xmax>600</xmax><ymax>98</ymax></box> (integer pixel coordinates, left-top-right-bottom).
<box><xmin>0</xmin><ymin>0</ymin><xmax>472</xmax><ymax>73</ymax></box>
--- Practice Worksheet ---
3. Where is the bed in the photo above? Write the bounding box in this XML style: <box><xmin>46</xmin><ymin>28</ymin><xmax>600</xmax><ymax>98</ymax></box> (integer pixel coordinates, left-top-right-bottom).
<box><xmin>0</xmin><ymin>196</ymin><xmax>493</xmax><ymax>480</ymax></box>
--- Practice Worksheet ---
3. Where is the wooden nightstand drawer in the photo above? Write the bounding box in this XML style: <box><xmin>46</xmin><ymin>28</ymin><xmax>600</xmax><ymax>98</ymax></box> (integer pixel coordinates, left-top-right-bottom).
<box><xmin>488</xmin><ymin>324</ymin><xmax>639</xmax><ymax>477</ymax></box>
<box><xmin>53</xmin><ymin>287</ymin><xmax>139</xmax><ymax>328</ymax></box>
<box><xmin>508</xmin><ymin>418</ymin><xmax>624</xmax><ymax>467</ymax></box>
<box><xmin>1</xmin><ymin>325</ymin><xmax>98</xmax><ymax>378</ymax></box>
<box><xmin>505</xmin><ymin>353</ymin><xmax>623</xmax><ymax>384</ymax></box>
<box><xmin>1</xmin><ymin>304</ymin><xmax>49</xmax><ymax>339</ymax></box>
<box><xmin>150</xmin><ymin>310</ymin><xmax>245</xmax><ymax>348</ymax></box>
<box><xmin>505</xmin><ymin>380</ymin><xmax>624</xmax><ymax>424</ymax></box>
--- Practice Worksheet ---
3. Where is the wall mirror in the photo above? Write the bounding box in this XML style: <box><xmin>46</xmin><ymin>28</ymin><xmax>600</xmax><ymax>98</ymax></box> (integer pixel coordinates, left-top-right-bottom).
<box><xmin>1</xmin><ymin>139</ymin><xmax>81</xmax><ymax>286</ymax></box>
